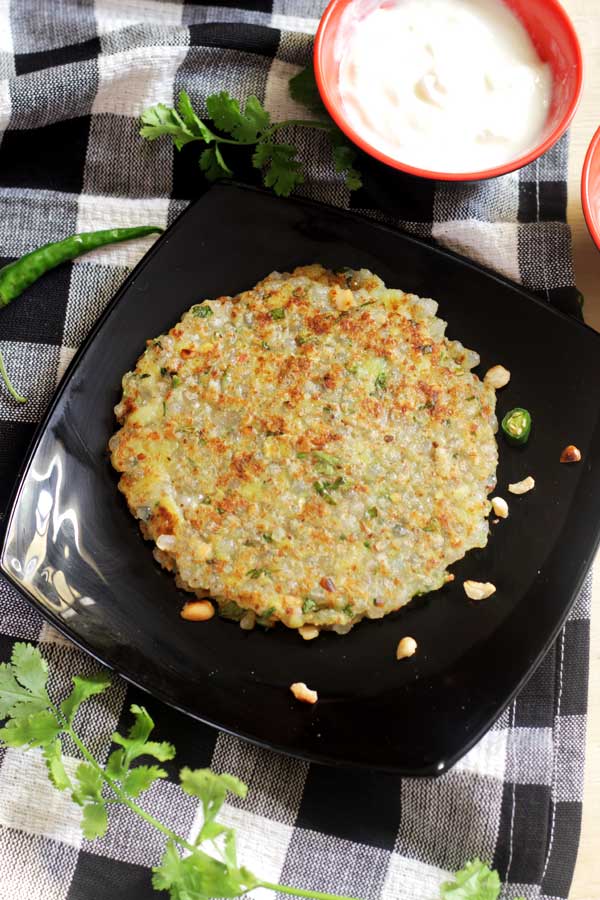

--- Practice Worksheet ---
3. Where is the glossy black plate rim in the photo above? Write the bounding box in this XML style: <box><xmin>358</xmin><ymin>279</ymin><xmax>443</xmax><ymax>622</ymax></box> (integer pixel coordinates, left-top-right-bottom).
<box><xmin>2</xmin><ymin>182</ymin><xmax>599</xmax><ymax>776</ymax></box>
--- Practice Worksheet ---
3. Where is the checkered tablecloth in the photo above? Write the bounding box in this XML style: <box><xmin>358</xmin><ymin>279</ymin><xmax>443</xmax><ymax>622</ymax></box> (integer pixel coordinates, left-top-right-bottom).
<box><xmin>0</xmin><ymin>3</ymin><xmax>591</xmax><ymax>900</ymax></box>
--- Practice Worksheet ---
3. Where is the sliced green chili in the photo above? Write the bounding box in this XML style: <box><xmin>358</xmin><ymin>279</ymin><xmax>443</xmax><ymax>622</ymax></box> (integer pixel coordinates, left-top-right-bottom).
<box><xmin>192</xmin><ymin>304</ymin><xmax>213</xmax><ymax>318</ymax></box>
<box><xmin>302</xmin><ymin>597</ymin><xmax>318</xmax><ymax>613</ymax></box>
<box><xmin>312</xmin><ymin>450</ymin><xmax>341</xmax><ymax>469</ymax></box>
<box><xmin>0</xmin><ymin>226</ymin><xmax>163</xmax><ymax>307</ymax></box>
<box><xmin>501</xmin><ymin>407</ymin><xmax>532</xmax><ymax>445</ymax></box>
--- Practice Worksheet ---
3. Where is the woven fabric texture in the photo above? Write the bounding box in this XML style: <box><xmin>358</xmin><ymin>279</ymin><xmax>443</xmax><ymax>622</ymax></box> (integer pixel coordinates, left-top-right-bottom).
<box><xmin>0</xmin><ymin>3</ymin><xmax>589</xmax><ymax>900</ymax></box>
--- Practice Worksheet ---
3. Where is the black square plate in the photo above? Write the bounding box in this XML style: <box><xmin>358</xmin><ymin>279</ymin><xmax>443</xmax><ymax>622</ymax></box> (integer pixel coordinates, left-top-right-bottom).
<box><xmin>2</xmin><ymin>183</ymin><xmax>599</xmax><ymax>775</ymax></box>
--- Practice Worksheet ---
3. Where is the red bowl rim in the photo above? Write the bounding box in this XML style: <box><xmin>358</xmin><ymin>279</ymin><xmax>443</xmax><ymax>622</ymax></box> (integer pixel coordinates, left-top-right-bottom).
<box><xmin>314</xmin><ymin>0</ymin><xmax>584</xmax><ymax>182</ymax></box>
<box><xmin>581</xmin><ymin>125</ymin><xmax>600</xmax><ymax>250</ymax></box>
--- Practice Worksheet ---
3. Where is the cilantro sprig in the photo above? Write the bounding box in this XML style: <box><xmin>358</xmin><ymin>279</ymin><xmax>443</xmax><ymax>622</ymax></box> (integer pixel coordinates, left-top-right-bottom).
<box><xmin>0</xmin><ymin>642</ymin><xmax>524</xmax><ymax>900</ymax></box>
<box><xmin>140</xmin><ymin>65</ymin><xmax>362</xmax><ymax>197</ymax></box>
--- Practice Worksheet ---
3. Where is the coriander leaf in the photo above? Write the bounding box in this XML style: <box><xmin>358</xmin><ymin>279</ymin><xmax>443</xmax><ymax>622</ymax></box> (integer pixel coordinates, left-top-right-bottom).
<box><xmin>105</xmin><ymin>748</ymin><xmax>127</xmax><ymax>780</ymax></box>
<box><xmin>109</xmin><ymin>708</ymin><xmax>174</xmax><ymax>768</ymax></box>
<box><xmin>61</xmin><ymin>671</ymin><xmax>111</xmax><ymax>724</ymax></box>
<box><xmin>206</xmin><ymin>91</ymin><xmax>270</xmax><ymax>143</ymax></box>
<box><xmin>288</xmin><ymin>63</ymin><xmax>362</xmax><ymax>190</ymax></box>
<box><xmin>199</xmin><ymin>146</ymin><xmax>226</xmax><ymax>182</ymax></box>
<box><xmin>112</xmin><ymin>704</ymin><xmax>158</xmax><ymax>766</ymax></box>
<box><xmin>440</xmin><ymin>859</ymin><xmax>502</xmax><ymax>900</ymax></box>
<box><xmin>198</xmin><ymin>821</ymin><xmax>228</xmax><ymax>842</ymax></box>
<box><xmin>71</xmin><ymin>761</ymin><xmax>104</xmax><ymax>806</ymax></box>
<box><xmin>329</xmin><ymin>127</ymin><xmax>363</xmax><ymax>191</ymax></box>
<box><xmin>139</xmin><ymin>104</ymin><xmax>196</xmax><ymax>151</ymax></box>
<box><xmin>180</xmin><ymin>768</ymin><xmax>247</xmax><ymax>837</ymax></box>
<box><xmin>206</xmin><ymin>91</ymin><xmax>242</xmax><ymax>135</ymax></box>
<box><xmin>0</xmin><ymin>664</ymin><xmax>27</xmax><ymax>717</ymax></box>
<box><xmin>139</xmin><ymin>740</ymin><xmax>177</xmax><ymax>762</ymax></box>
<box><xmin>289</xmin><ymin>65</ymin><xmax>328</xmax><ymax>117</ymax></box>
<box><xmin>0</xmin><ymin>709</ymin><xmax>61</xmax><ymax>748</ymax></box>
<box><xmin>11</xmin><ymin>643</ymin><xmax>49</xmax><ymax>697</ymax></box>
<box><xmin>81</xmin><ymin>802</ymin><xmax>109</xmax><ymax>840</ymax></box>
<box><xmin>123</xmin><ymin>764</ymin><xmax>168</xmax><ymax>798</ymax></box>
<box><xmin>0</xmin><ymin>643</ymin><xmax>52</xmax><ymax>720</ymax></box>
<box><xmin>331</xmin><ymin>143</ymin><xmax>355</xmax><ymax>173</ymax></box>
<box><xmin>177</xmin><ymin>91</ymin><xmax>216</xmax><ymax>143</ymax></box>
<box><xmin>0</xmin><ymin>663</ymin><xmax>50</xmax><ymax>720</ymax></box>
<box><xmin>152</xmin><ymin>840</ymin><xmax>183</xmax><ymax>892</ymax></box>
<box><xmin>154</xmin><ymin>842</ymin><xmax>257</xmax><ymax>900</ymax></box>
<box><xmin>196</xmin><ymin>857</ymin><xmax>258</xmax><ymax>899</ymax></box>
<box><xmin>242</xmin><ymin>96</ymin><xmax>271</xmax><ymax>140</ymax></box>
<box><xmin>214</xmin><ymin>145</ymin><xmax>232</xmax><ymax>177</ymax></box>
<box><xmin>43</xmin><ymin>739</ymin><xmax>72</xmax><ymax>791</ymax></box>
<box><xmin>252</xmin><ymin>142</ymin><xmax>274</xmax><ymax>169</ymax></box>
<box><xmin>223</xmin><ymin>829</ymin><xmax>238</xmax><ymax>870</ymax></box>
<box><xmin>217</xmin><ymin>773</ymin><xmax>247</xmax><ymax>799</ymax></box>
<box><xmin>252</xmin><ymin>142</ymin><xmax>304</xmax><ymax>197</ymax></box>
<box><xmin>332</xmin><ymin>143</ymin><xmax>363</xmax><ymax>191</ymax></box>
<box><xmin>344</xmin><ymin>167</ymin><xmax>363</xmax><ymax>191</ymax></box>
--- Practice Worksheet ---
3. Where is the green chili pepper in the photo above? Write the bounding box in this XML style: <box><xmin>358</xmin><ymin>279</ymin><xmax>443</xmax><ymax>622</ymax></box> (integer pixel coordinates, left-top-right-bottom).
<box><xmin>501</xmin><ymin>407</ymin><xmax>532</xmax><ymax>445</ymax></box>
<box><xmin>0</xmin><ymin>226</ymin><xmax>163</xmax><ymax>307</ymax></box>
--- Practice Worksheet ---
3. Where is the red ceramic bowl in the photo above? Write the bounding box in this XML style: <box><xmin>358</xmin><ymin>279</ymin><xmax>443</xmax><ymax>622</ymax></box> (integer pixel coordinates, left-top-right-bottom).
<box><xmin>582</xmin><ymin>126</ymin><xmax>600</xmax><ymax>251</ymax></box>
<box><xmin>314</xmin><ymin>0</ymin><xmax>583</xmax><ymax>182</ymax></box>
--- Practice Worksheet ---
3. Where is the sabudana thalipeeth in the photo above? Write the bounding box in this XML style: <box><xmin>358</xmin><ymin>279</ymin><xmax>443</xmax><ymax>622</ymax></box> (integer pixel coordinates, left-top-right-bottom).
<box><xmin>110</xmin><ymin>265</ymin><xmax>498</xmax><ymax>636</ymax></box>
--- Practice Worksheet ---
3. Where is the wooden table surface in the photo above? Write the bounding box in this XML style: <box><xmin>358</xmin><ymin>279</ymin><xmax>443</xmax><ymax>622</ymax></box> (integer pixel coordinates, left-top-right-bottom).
<box><xmin>561</xmin><ymin>2</ymin><xmax>600</xmax><ymax>898</ymax></box>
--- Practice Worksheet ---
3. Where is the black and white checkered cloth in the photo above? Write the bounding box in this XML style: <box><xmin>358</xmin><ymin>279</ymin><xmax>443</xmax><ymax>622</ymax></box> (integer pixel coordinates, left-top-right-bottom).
<box><xmin>0</xmin><ymin>3</ymin><xmax>591</xmax><ymax>899</ymax></box>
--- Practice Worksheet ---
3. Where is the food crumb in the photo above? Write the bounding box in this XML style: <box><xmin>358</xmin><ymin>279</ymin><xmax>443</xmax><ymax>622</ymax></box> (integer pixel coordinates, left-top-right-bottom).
<box><xmin>396</xmin><ymin>636</ymin><xmax>418</xmax><ymax>660</ymax></box>
<box><xmin>508</xmin><ymin>476</ymin><xmax>535</xmax><ymax>495</ymax></box>
<box><xmin>298</xmin><ymin>625</ymin><xmax>319</xmax><ymax>641</ymax></box>
<box><xmin>180</xmin><ymin>600</ymin><xmax>215</xmax><ymax>622</ymax></box>
<box><xmin>290</xmin><ymin>682</ymin><xmax>318</xmax><ymax>704</ymax></box>
<box><xmin>463</xmin><ymin>580</ymin><xmax>496</xmax><ymax>601</ymax></box>
<box><xmin>333</xmin><ymin>288</ymin><xmax>356</xmax><ymax>311</ymax></box>
<box><xmin>240</xmin><ymin>611</ymin><xmax>256</xmax><ymax>630</ymax></box>
<box><xmin>484</xmin><ymin>365</ymin><xmax>511</xmax><ymax>389</ymax></box>
<box><xmin>491</xmin><ymin>496</ymin><xmax>509</xmax><ymax>518</ymax></box>
<box><xmin>560</xmin><ymin>444</ymin><xmax>582</xmax><ymax>464</ymax></box>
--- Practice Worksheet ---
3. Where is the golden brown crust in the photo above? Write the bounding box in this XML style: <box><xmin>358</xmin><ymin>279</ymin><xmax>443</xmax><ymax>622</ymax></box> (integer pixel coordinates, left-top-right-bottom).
<box><xmin>109</xmin><ymin>266</ymin><xmax>497</xmax><ymax>632</ymax></box>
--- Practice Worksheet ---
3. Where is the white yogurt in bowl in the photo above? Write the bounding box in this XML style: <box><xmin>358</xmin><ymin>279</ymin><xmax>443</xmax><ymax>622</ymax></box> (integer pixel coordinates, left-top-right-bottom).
<box><xmin>337</xmin><ymin>0</ymin><xmax>553</xmax><ymax>174</ymax></box>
